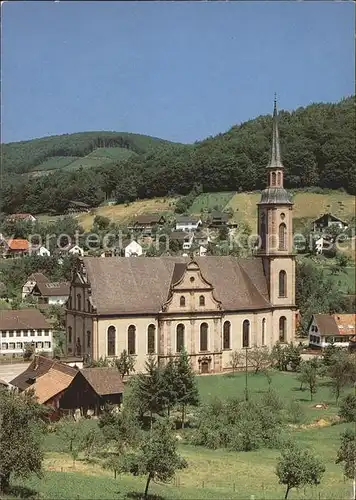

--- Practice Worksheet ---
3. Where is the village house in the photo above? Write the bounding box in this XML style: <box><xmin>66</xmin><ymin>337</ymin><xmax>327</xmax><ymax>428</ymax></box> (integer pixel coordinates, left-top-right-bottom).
<box><xmin>0</xmin><ymin>238</ymin><xmax>30</xmax><ymax>258</ymax></box>
<box><xmin>0</xmin><ymin>309</ymin><xmax>53</xmax><ymax>357</ymax></box>
<box><xmin>30</xmin><ymin>281</ymin><xmax>70</xmax><ymax>306</ymax></box>
<box><xmin>123</xmin><ymin>240</ymin><xmax>143</xmax><ymax>257</ymax></box>
<box><xmin>30</xmin><ymin>245</ymin><xmax>51</xmax><ymax>257</ymax></box>
<box><xmin>5</xmin><ymin>213</ymin><xmax>37</xmax><ymax>223</ymax></box>
<box><xmin>312</xmin><ymin>213</ymin><xmax>348</xmax><ymax>233</ymax></box>
<box><xmin>68</xmin><ymin>245</ymin><xmax>85</xmax><ymax>257</ymax></box>
<box><xmin>208</xmin><ymin>211</ymin><xmax>230</xmax><ymax>228</ymax></box>
<box><xmin>22</xmin><ymin>272</ymin><xmax>50</xmax><ymax>300</ymax></box>
<box><xmin>67</xmin><ymin>201</ymin><xmax>91</xmax><ymax>214</ymax></box>
<box><xmin>175</xmin><ymin>215</ymin><xmax>202</xmax><ymax>232</ymax></box>
<box><xmin>128</xmin><ymin>214</ymin><xmax>166</xmax><ymax>235</ymax></box>
<box><xmin>170</xmin><ymin>231</ymin><xmax>194</xmax><ymax>250</ymax></box>
<box><xmin>65</xmin><ymin>99</ymin><xmax>297</xmax><ymax>374</ymax></box>
<box><xmin>308</xmin><ymin>313</ymin><xmax>356</xmax><ymax>349</ymax></box>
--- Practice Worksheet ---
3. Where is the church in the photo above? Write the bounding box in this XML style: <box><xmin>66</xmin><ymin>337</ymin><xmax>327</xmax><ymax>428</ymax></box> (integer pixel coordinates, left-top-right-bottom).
<box><xmin>65</xmin><ymin>99</ymin><xmax>296</xmax><ymax>373</ymax></box>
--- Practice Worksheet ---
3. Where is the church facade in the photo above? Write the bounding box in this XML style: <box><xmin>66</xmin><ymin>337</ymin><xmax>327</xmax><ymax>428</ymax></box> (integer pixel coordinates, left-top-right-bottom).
<box><xmin>65</xmin><ymin>99</ymin><xmax>296</xmax><ymax>373</ymax></box>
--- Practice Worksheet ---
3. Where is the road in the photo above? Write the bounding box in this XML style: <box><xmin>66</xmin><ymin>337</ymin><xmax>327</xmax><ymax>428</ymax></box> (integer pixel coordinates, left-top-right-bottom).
<box><xmin>0</xmin><ymin>362</ymin><xmax>30</xmax><ymax>384</ymax></box>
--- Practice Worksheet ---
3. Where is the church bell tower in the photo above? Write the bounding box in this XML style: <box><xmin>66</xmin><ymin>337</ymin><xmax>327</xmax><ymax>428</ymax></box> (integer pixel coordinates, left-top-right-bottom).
<box><xmin>257</xmin><ymin>96</ymin><xmax>296</xmax><ymax>340</ymax></box>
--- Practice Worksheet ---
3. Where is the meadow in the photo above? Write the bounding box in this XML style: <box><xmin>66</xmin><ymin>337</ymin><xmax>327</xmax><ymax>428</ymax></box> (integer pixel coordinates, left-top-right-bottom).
<box><xmin>10</xmin><ymin>371</ymin><xmax>355</xmax><ymax>499</ymax></box>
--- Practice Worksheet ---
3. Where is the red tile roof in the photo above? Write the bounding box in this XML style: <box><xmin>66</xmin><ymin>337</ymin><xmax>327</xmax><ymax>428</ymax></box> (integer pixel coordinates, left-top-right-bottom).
<box><xmin>6</xmin><ymin>239</ymin><xmax>29</xmax><ymax>251</ymax></box>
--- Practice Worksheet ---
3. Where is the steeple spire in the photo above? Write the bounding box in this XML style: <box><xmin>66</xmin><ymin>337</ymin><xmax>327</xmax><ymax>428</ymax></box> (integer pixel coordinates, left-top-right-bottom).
<box><xmin>267</xmin><ymin>94</ymin><xmax>283</xmax><ymax>170</ymax></box>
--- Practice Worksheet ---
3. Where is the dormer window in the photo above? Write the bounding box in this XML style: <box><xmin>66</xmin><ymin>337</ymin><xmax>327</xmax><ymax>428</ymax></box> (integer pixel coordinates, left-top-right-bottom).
<box><xmin>180</xmin><ymin>296</ymin><xmax>186</xmax><ymax>307</ymax></box>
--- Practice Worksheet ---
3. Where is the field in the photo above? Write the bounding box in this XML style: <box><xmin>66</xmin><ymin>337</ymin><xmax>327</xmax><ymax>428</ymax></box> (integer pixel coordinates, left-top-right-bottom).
<box><xmin>30</xmin><ymin>156</ymin><xmax>80</xmax><ymax>172</ymax></box>
<box><xmin>11</xmin><ymin>371</ymin><xmax>355</xmax><ymax>499</ymax></box>
<box><xmin>77</xmin><ymin>197</ymin><xmax>177</xmax><ymax>231</ymax></box>
<box><xmin>189</xmin><ymin>192</ymin><xmax>236</xmax><ymax>214</ymax></box>
<box><xmin>87</xmin><ymin>147</ymin><xmax>138</xmax><ymax>161</ymax></box>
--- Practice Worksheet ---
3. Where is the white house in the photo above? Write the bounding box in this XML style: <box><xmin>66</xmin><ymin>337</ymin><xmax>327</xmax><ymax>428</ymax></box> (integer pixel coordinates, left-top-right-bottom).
<box><xmin>22</xmin><ymin>273</ymin><xmax>49</xmax><ymax>300</ymax></box>
<box><xmin>175</xmin><ymin>216</ymin><xmax>202</xmax><ymax>232</ymax></box>
<box><xmin>124</xmin><ymin>240</ymin><xmax>143</xmax><ymax>257</ymax></box>
<box><xmin>0</xmin><ymin>309</ymin><xmax>53</xmax><ymax>357</ymax></box>
<box><xmin>312</xmin><ymin>213</ymin><xmax>348</xmax><ymax>233</ymax></box>
<box><xmin>68</xmin><ymin>245</ymin><xmax>84</xmax><ymax>257</ymax></box>
<box><xmin>31</xmin><ymin>245</ymin><xmax>51</xmax><ymax>257</ymax></box>
<box><xmin>308</xmin><ymin>313</ymin><xmax>356</xmax><ymax>349</ymax></box>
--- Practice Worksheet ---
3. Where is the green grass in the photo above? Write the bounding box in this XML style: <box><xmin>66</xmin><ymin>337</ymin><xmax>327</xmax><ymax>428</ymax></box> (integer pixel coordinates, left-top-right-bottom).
<box><xmin>189</xmin><ymin>192</ymin><xmax>235</xmax><ymax>214</ymax></box>
<box><xmin>62</xmin><ymin>156</ymin><xmax>115</xmax><ymax>171</ymax></box>
<box><xmin>325</xmin><ymin>266</ymin><xmax>356</xmax><ymax>294</ymax></box>
<box><xmin>87</xmin><ymin>147</ymin><xmax>137</xmax><ymax>161</ymax></box>
<box><xmin>30</xmin><ymin>156</ymin><xmax>79</xmax><ymax>172</ymax></box>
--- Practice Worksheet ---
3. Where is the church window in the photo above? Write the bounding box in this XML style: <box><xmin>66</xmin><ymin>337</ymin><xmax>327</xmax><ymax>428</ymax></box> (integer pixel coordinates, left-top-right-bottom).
<box><xmin>128</xmin><ymin>325</ymin><xmax>136</xmax><ymax>355</ymax></box>
<box><xmin>180</xmin><ymin>296</ymin><xmax>186</xmax><ymax>307</ymax></box>
<box><xmin>107</xmin><ymin>326</ymin><xmax>116</xmax><ymax>356</ymax></box>
<box><xmin>199</xmin><ymin>295</ymin><xmax>205</xmax><ymax>306</ymax></box>
<box><xmin>271</xmin><ymin>172</ymin><xmax>276</xmax><ymax>186</ymax></box>
<box><xmin>279</xmin><ymin>316</ymin><xmax>287</xmax><ymax>343</ymax></box>
<box><xmin>87</xmin><ymin>299</ymin><xmax>91</xmax><ymax>312</ymax></box>
<box><xmin>279</xmin><ymin>270</ymin><xmax>287</xmax><ymax>298</ymax></box>
<box><xmin>242</xmin><ymin>320</ymin><xmax>250</xmax><ymax>348</ymax></box>
<box><xmin>200</xmin><ymin>323</ymin><xmax>208</xmax><ymax>351</ymax></box>
<box><xmin>278</xmin><ymin>223</ymin><xmax>287</xmax><ymax>250</ymax></box>
<box><xmin>262</xmin><ymin>318</ymin><xmax>266</xmax><ymax>346</ymax></box>
<box><xmin>176</xmin><ymin>324</ymin><xmax>185</xmax><ymax>352</ymax></box>
<box><xmin>277</xmin><ymin>171</ymin><xmax>282</xmax><ymax>185</ymax></box>
<box><xmin>86</xmin><ymin>330</ymin><xmax>91</xmax><ymax>349</ymax></box>
<box><xmin>260</xmin><ymin>213</ymin><xmax>266</xmax><ymax>251</ymax></box>
<box><xmin>68</xmin><ymin>326</ymin><xmax>72</xmax><ymax>344</ymax></box>
<box><xmin>147</xmin><ymin>324</ymin><xmax>155</xmax><ymax>354</ymax></box>
<box><xmin>77</xmin><ymin>293</ymin><xmax>82</xmax><ymax>311</ymax></box>
<box><xmin>223</xmin><ymin>321</ymin><xmax>231</xmax><ymax>350</ymax></box>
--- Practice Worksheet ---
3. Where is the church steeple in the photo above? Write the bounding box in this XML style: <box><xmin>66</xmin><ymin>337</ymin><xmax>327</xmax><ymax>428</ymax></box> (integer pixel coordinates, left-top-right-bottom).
<box><xmin>266</xmin><ymin>94</ymin><xmax>284</xmax><ymax>188</ymax></box>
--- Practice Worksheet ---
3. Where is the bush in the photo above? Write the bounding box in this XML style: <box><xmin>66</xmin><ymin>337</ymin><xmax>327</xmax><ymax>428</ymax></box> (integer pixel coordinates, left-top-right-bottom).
<box><xmin>286</xmin><ymin>400</ymin><xmax>306</xmax><ymax>424</ymax></box>
<box><xmin>339</xmin><ymin>394</ymin><xmax>356</xmax><ymax>422</ymax></box>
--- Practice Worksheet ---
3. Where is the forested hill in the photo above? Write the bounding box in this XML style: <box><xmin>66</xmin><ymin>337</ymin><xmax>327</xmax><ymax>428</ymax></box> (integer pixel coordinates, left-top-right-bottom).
<box><xmin>1</xmin><ymin>96</ymin><xmax>354</xmax><ymax>215</ymax></box>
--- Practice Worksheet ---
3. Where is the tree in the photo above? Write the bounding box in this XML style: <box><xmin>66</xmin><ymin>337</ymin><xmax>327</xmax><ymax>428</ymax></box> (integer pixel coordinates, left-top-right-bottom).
<box><xmin>322</xmin><ymin>341</ymin><xmax>338</xmax><ymax>367</ymax></box>
<box><xmin>247</xmin><ymin>345</ymin><xmax>270</xmax><ymax>374</ymax></box>
<box><xmin>175</xmin><ymin>350</ymin><xmax>199</xmax><ymax>428</ymax></box>
<box><xmin>276</xmin><ymin>442</ymin><xmax>325</xmax><ymax>499</ymax></box>
<box><xmin>339</xmin><ymin>393</ymin><xmax>356</xmax><ymax>423</ymax></box>
<box><xmin>297</xmin><ymin>359</ymin><xmax>320</xmax><ymax>401</ymax></box>
<box><xmin>137</xmin><ymin>356</ymin><xmax>165</xmax><ymax>427</ymax></box>
<box><xmin>0</xmin><ymin>388</ymin><xmax>45</xmax><ymax>493</ymax></box>
<box><xmin>115</xmin><ymin>349</ymin><xmax>136</xmax><ymax>379</ymax></box>
<box><xmin>122</xmin><ymin>419</ymin><xmax>187</xmax><ymax>499</ymax></box>
<box><xmin>336</xmin><ymin>428</ymin><xmax>356</xmax><ymax>484</ymax></box>
<box><xmin>229</xmin><ymin>350</ymin><xmax>242</xmax><ymax>374</ymax></box>
<box><xmin>56</xmin><ymin>417</ymin><xmax>85</xmax><ymax>466</ymax></box>
<box><xmin>161</xmin><ymin>356</ymin><xmax>178</xmax><ymax>417</ymax></box>
<box><xmin>271</xmin><ymin>343</ymin><xmax>288</xmax><ymax>371</ymax></box>
<box><xmin>328</xmin><ymin>351</ymin><xmax>356</xmax><ymax>403</ymax></box>
<box><xmin>23</xmin><ymin>341</ymin><xmax>35</xmax><ymax>361</ymax></box>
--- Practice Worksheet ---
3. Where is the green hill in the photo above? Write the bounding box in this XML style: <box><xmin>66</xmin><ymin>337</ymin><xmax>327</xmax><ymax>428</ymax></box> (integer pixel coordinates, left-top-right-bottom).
<box><xmin>1</xmin><ymin>96</ymin><xmax>354</xmax><ymax>215</ymax></box>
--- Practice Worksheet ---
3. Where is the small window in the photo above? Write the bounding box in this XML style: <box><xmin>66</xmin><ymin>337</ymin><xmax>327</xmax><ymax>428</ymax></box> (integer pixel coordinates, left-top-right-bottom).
<box><xmin>199</xmin><ymin>295</ymin><xmax>205</xmax><ymax>306</ymax></box>
<box><xmin>190</xmin><ymin>276</ymin><xmax>195</xmax><ymax>283</ymax></box>
<box><xmin>1</xmin><ymin>343</ymin><xmax>8</xmax><ymax>350</ymax></box>
<box><xmin>9</xmin><ymin>331</ymin><xmax>13</xmax><ymax>338</ymax></box>
<box><xmin>262</xmin><ymin>318</ymin><xmax>266</xmax><ymax>346</ymax></box>
<box><xmin>223</xmin><ymin>321</ymin><xmax>231</xmax><ymax>350</ymax></box>
<box><xmin>278</xmin><ymin>223</ymin><xmax>287</xmax><ymax>250</ymax></box>
<box><xmin>242</xmin><ymin>320</ymin><xmax>250</xmax><ymax>348</ymax></box>
<box><xmin>176</xmin><ymin>324</ymin><xmax>185</xmax><ymax>352</ymax></box>
<box><xmin>16</xmin><ymin>331</ymin><xmax>21</xmax><ymax>337</ymax></box>
<box><xmin>16</xmin><ymin>342</ymin><xmax>22</xmax><ymax>349</ymax></box>
<box><xmin>77</xmin><ymin>294</ymin><xmax>82</xmax><ymax>311</ymax></box>
<box><xmin>87</xmin><ymin>299</ymin><xmax>91</xmax><ymax>312</ymax></box>
<box><xmin>44</xmin><ymin>330</ymin><xmax>49</xmax><ymax>336</ymax></box>
<box><xmin>147</xmin><ymin>324</ymin><xmax>156</xmax><ymax>354</ymax></box>
<box><xmin>279</xmin><ymin>316</ymin><xmax>287</xmax><ymax>343</ymax></box>
<box><xmin>86</xmin><ymin>330</ymin><xmax>91</xmax><ymax>349</ymax></box>
<box><xmin>23</xmin><ymin>331</ymin><xmax>28</xmax><ymax>337</ymax></box>
<box><xmin>1</xmin><ymin>332</ymin><xmax>6</xmax><ymax>338</ymax></box>
<box><xmin>180</xmin><ymin>296</ymin><xmax>186</xmax><ymax>307</ymax></box>
<box><xmin>128</xmin><ymin>325</ymin><xmax>136</xmax><ymax>355</ymax></box>
<box><xmin>200</xmin><ymin>323</ymin><xmax>208</xmax><ymax>351</ymax></box>
<box><xmin>9</xmin><ymin>343</ymin><xmax>15</xmax><ymax>350</ymax></box>
<box><xmin>271</xmin><ymin>172</ymin><xmax>276</xmax><ymax>186</ymax></box>
<box><xmin>279</xmin><ymin>270</ymin><xmax>287</xmax><ymax>298</ymax></box>
<box><xmin>68</xmin><ymin>326</ymin><xmax>72</xmax><ymax>344</ymax></box>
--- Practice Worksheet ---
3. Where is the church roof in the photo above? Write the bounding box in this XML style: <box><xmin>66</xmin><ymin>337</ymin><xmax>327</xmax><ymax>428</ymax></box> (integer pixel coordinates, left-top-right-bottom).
<box><xmin>82</xmin><ymin>256</ymin><xmax>271</xmax><ymax>315</ymax></box>
<box><xmin>258</xmin><ymin>187</ymin><xmax>293</xmax><ymax>205</ymax></box>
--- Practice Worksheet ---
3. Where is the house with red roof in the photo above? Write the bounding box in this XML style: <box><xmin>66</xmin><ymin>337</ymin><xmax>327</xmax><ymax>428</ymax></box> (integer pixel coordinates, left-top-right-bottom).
<box><xmin>0</xmin><ymin>238</ymin><xmax>30</xmax><ymax>258</ymax></box>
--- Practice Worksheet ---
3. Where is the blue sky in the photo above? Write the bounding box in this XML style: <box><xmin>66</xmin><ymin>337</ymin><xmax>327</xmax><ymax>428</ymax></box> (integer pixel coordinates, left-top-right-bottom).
<box><xmin>2</xmin><ymin>1</ymin><xmax>354</xmax><ymax>144</ymax></box>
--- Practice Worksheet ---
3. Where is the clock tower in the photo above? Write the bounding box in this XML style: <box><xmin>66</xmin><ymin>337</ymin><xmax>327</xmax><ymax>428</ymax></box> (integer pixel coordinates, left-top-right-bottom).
<box><xmin>257</xmin><ymin>96</ymin><xmax>296</xmax><ymax>342</ymax></box>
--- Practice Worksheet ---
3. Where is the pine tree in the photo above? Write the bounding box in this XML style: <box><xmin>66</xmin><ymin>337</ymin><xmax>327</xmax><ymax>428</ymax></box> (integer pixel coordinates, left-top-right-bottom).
<box><xmin>137</xmin><ymin>355</ymin><xmax>165</xmax><ymax>427</ymax></box>
<box><xmin>161</xmin><ymin>355</ymin><xmax>178</xmax><ymax>417</ymax></box>
<box><xmin>175</xmin><ymin>350</ymin><xmax>199</xmax><ymax>428</ymax></box>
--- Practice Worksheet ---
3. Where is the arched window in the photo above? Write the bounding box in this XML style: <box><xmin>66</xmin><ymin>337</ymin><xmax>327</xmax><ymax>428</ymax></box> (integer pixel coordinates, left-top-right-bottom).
<box><xmin>199</xmin><ymin>295</ymin><xmax>205</xmax><ymax>306</ymax></box>
<box><xmin>107</xmin><ymin>326</ymin><xmax>116</xmax><ymax>356</ymax></box>
<box><xmin>271</xmin><ymin>172</ymin><xmax>276</xmax><ymax>186</ymax></box>
<box><xmin>200</xmin><ymin>323</ymin><xmax>208</xmax><ymax>351</ymax></box>
<box><xmin>77</xmin><ymin>293</ymin><xmax>82</xmax><ymax>311</ymax></box>
<box><xmin>87</xmin><ymin>299</ymin><xmax>91</xmax><ymax>312</ymax></box>
<box><xmin>176</xmin><ymin>324</ymin><xmax>185</xmax><ymax>352</ymax></box>
<box><xmin>68</xmin><ymin>326</ymin><xmax>72</xmax><ymax>344</ymax></box>
<box><xmin>147</xmin><ymin>324</ymin><xmax>156</xmax><ymax>354</ymax></box>
<box><xmin>279</xmin><ymin>270</ymin><xmax>287</xmax><ymax>297</ymax></box>
<box><xmin>242</xmin><ymin>320</ymin><xmax>250</xmax><ymax>348</ymax></box>
<box><xmin>278</xmin><ymin>223</ymin><xmax>287</xmax><ymax>250</ymax></box>
<box><xmin>262</xmin><ymin>318</ymin><xmax>266</xmax><ymax>346</ymax></box>
<box><xmin>279</xmin><ymin>316</ymin><xmax>287</xmax><ymax>343</ymax></box>
<box><xmin>180</xmin><ymin>296</ymin><xmax>186</xmax><ymax>307</ymax></box>
<box><xmin>223</xmin><ymin>321</ymin><xmax>231</xmax><ymax>350</ymax></box>
<box><xmin>277</xmin><ymin>171</ymin><xmax>282</xmax><ymax>186</ymax></box>
<box><xmin>86</xmin><ymin>330</ymin><xmax>91</xmax><ymax>349</ymax></box>
<box><xmin>128</xmin><ymin>325</ymin><xmax>136</xmax><ymax>355</ymax></box>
